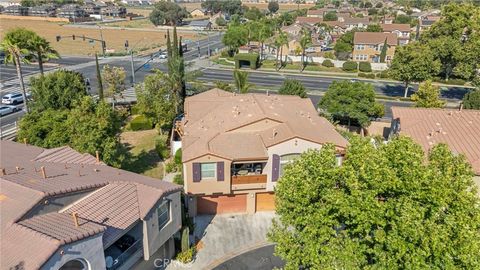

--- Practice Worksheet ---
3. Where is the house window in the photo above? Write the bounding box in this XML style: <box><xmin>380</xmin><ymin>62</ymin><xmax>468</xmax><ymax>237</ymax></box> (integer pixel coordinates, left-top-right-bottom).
<box><xmin>201</xmin><ymin>163</ymin><xmax>216</xmax><ymax>179</ymax></box>
<box><xmin>157</xmin><ymin>201</ymin><xmax>170</xmax><ymax>230</ymax></box>
<box><xmin>279</xmin><ymin>153</ymin><xmax>301</xmax><ymax>176</ymax></box>
<box><xmin>355</xmin><ymin>44</ymin><xmax>365</xmax><ymax>50</ymax></box>
<box><xmin>336</xmin><ymin>155</ymin><xmax>343</xmax><ymax>166</ymax></box>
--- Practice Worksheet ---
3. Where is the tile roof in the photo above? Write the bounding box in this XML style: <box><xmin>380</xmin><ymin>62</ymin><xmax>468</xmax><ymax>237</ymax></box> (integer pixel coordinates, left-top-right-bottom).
<box><xmin>381</xmin><ymin>23</ymin><xmax>411</xmax><ymax>32</ymax></box>
<box><xmin>306</xmin><ymin>8</ymin><xmax>326</xmax><ymax>16</ymax></box>
<box><xmin>354</xmin><ymin>32</ymin><xmax>398</xmax><ymax>45</ymax></box>
<box><xmin>181</xmin><ymin>89</ymin><xmax>348</xmax><ymax>162</ymax></box>
<box><xmin>343</xmin><ymin>16</ymin><xmax>370</xmax><ymax>25</ymax></box>
<box><xmin>295</xmin><ymin>16</ymin><xmax>323</xmax><ymax>25</ymax></box>
<box><xmin>0</xmin><ymin>140</ymin><xmax>182</xmax><ymax>269</ymax></box>
<box><xmin>392</xmin><ymin>107</ymin><xmax>480</xmax><ymax>175</ymax></box>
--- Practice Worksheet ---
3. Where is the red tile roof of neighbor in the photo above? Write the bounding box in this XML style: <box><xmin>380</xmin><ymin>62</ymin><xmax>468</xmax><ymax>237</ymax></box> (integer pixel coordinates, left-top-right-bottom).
<box><xmin>181</xmin><ymin>89</ymin><xmax>348</xmax><ymax>162</ymax></box>
<box><xmin>354</xmin><ymin>32</ymin><xmax>398</xmax><ymax>46</ymax></box>
<box><xmin>392</xmin><ymin>107</ymin><xmax>480</xmax><ymax>175</ymax></box>
<box><xmin>381</xmin><ymin>23</ymin><xmax>411</xmax><ymax>32</ymax></box>
<box><xmin>0</xmin><ymin>140</ymin><xmax>182</xmax><ymax>270</ymax></box>
<box><xmin>296</xmin><ymin>16</ymin><xmax>323</xmax><ymax>25</ymax></box>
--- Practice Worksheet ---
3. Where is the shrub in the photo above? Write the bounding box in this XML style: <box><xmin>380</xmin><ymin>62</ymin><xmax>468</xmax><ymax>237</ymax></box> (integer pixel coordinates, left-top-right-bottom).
<box><xmin>234</xmin><ymin>53</ymin><xmax>260</xmax><ymax>69</ymax></box>
<box><xmin>174</xmin><ymin>149</ymin><xmax>182</xmax><ymax>165</ymax></box>
<box><xmin>130</xmin><ymin>115</ymin><xmax>152</xmax><ymax>131</ymax></box>
<box><xmin>433</xmin><ymin>78</ymin><xmax>466</xmax><ymax>85</ymax></box>
<box><xmin>154</xmin><ymin>135</ymin><xmax>169</xmax><ymax>159</ymax></box>
<box><xmin>359</xmin><ymin>62</ymin><xmax>372</xmax><ymax>72</ymax></box>
<box><xmin>376</xmin><ymin>70</ymin><xmax>390</xmax><ymax>78</ymax></box>
<box><xmin>165</xmin><ymin>160</ymin><xmax>177</xmax><ymax>173</ymax></box>
<box><xmin>322</xmin><ymin>59</ymin><xmax>334</xmax><ymax>68</ymax></box>
<box><xmin>342</xmin><ymin>61</ymin><xmax>358</xmax><ymax>72</ymax></box>
<box><xmin>324</xmin><ymin>51</ymin><xmax>336</xmax><ymax>59</ymax></box>
<box><xmin>130</xmin><ymin>105</ymin><xmax>140</xmax><ymax>115</ymax></box>
<box><xmin>173</xmin><ymin>173</ymin><xmax>184</xmax><ymax>185</ymax></box>
<box><xmin>176</xmin><ymin>247</ymin><xmax>195</xmax><ymax>264</ymax></box>
<box><xmin>358</xmin><ymin>72</ymin><xmax>375</xmax><ymax>79</ymax></box>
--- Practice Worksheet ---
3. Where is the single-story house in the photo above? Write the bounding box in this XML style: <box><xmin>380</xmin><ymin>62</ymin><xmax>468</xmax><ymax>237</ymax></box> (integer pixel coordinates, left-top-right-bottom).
<box><xmin>189</xmin><ymin>19</ymin><xmax>212</xmax><ymax>30</ymax></box>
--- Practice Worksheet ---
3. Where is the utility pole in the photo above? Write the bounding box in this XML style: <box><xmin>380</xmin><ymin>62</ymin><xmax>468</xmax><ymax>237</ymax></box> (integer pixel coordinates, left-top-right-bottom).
<box><xmin>98</xmin><ymin>25</ymin><xmax>105</xmax><ymax>58</ymax></box>
<box><xmin>197</xmin><ymin>39</ymin><xmax>201</xmax><ymax>59</ymax></box>
<box><xmin>207</xmin><ymin>30</ymin><xmax>211</xmax><ymax>57</ymax></box>
<box><xmin>130</xmin><ymin>50</ymin><xmax>135</xmax><ymax>85</ymax></box>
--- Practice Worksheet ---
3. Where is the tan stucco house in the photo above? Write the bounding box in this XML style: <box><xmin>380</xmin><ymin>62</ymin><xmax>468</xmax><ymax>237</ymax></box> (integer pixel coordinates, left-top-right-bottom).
<box><xmin>381</xmin><ymin>23</ymin><xmax>411</xmax><ymax>45</ymax></box>
<box><xmin>173</xmin><ymin>89</ymin><xmax>348</xmax><ymax>216</ymax></box>
<box><xmin>352</xmin><ymin>32</ymin><xmax>397</xmax><ymax>63</ymax></box>
<box><xmin>0</xmin><ymin>141</ymin><xmax>182</xmax><ymax>270</ymax></box>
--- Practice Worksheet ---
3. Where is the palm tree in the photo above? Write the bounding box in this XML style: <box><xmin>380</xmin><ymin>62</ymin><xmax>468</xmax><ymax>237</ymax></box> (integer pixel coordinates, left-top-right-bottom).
<box><xmin>257</xmin><ymin>23</ymin><xmax>271</xmax><ymax>63</ymax></box>
<box><xmin>275</xmin><ymin>31</ymin><xmax>288</xmax><ymax>71</ymax></box>
<box><xmin>233</xmin><ymin>69</ymin><xmax>253</xmax><ymax>93</ymax></box>
<box><xmin>1</xmin><ymin>39</ymin><xmax>30</xmax><ymax>112</ymax></box>
<box><xmin>299</xmin><ymin>28</ymin><xmax>312</xmax><ymax>72</ymax></box>
<box><xmin>28</xmin><ymin>35</ymin><xmax>59</xmax><ymax>76</ymax></box>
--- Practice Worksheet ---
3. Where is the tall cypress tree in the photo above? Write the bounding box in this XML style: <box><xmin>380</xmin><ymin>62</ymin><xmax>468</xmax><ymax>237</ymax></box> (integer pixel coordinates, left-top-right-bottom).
<box><xmin>172</xmin><ymin>26</ymin><xmax>178</xmax><ymax>58</ymax></box>
<box><xmin>166</xmin><ymin>29</ymin><xmax>172</xmax><ymax>60</ymax></box>
<box><xmin>178</xmin><ymin>36</ymin><xmax>186</xmax><ymax>111</ymax></box>
<box><xmin>379</xmin><ymin>38</ymin><xmax>388</xmax><ymax>63</ymax></box>
<box><xmin>95</xmin><ymin>53</ymin><xmax>104</xmax><ymax>100</ymax></box>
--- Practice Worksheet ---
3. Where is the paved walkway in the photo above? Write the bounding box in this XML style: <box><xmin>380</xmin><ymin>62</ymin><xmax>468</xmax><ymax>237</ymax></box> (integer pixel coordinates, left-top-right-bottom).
<box><xmin>167</xmin><ymin>212</ymin><xmax>276</xmax><ymax>270</ymax></box>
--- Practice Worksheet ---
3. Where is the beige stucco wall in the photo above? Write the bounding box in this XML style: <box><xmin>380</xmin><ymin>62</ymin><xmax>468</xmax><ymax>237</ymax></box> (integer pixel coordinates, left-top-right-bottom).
<box><xmin>142</xmin><ymin>192</ymin><xmax>182</xmax><ymax>261</ymax></box>
<box><xmin>41</xmin><ymin>234</ymin><xmax>105</xmax><ymax>270</ymax></box>
<box><xmin>183</xmin><ymin>155</ymin><xmax>232</xmax><ymax>195</ymax></box>
<box><xmin>352</xmin><ymin>45</ymin><xmax>396</xmax><ymax>63</ymax></box>
<box><xmin>264</xmin><ymin>137</ymin><xmax>324</xmax><ymax>191</ymax></box>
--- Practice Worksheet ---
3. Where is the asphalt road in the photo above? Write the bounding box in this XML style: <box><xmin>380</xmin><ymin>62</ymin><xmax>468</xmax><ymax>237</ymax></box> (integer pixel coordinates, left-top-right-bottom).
<box><xmin>213</xmin><ymin>244</ymin><xmax>284</xmax><ymax>270</ymax></box>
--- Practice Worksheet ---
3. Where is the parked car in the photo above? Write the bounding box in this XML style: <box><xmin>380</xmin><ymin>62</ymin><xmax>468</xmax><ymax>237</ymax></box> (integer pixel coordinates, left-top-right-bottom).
<box><xmin>305</xmin><ymin>47</ymin><xmax>316</xmax><ymax>53</ymax></box>
<box><xmin>2</xmin><ymin>93</ymin><xmax>24</xmax><ymax>105</ymax></box>
<box><xmin>0</xmin><ymin>105</ymin><xmax>19</xmax><ymax>116</ymax></box>
<box><xmin>158</xmin><ymin>52</ymin><xmax>167</xmax><ymax>59</ymax></box>
<box><xmin>322</xmin><ymin>47</ymin><xmax>333</xmax><ymax>52</ymax></box>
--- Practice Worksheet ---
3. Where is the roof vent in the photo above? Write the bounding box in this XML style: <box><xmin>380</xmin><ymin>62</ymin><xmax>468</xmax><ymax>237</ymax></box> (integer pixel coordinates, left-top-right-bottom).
<box><xmin>40</xmin><ymin>166</ymin><xmax>46</xmax><ymax>179</ymax></box>
<box><xmin>0</xmin><ymin>168</ymin><xmax>5</xmax><ymax>176</ymax></box>
<box><xmin>95</xmin><ymin>151</ymin><xmax>100</xmax><ymax>163</ymax></box>
<box><xmin>272</xmin><ymin>129</ymin><xmax>278</xmax><ymax>139</ymax></box>
<box><xmin>71</xmin><ymin>212</ymin><xmax>79</xmax><ymax>227</ymax></box>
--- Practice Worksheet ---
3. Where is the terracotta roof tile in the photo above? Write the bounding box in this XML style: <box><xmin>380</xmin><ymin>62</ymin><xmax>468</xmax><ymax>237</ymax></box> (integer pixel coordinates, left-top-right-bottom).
<box><xmin>381</xmin><ymin>23</ymin><xmax>411</xmax><ymax>32</ymax></box>
<box><xmin>181</xmin><ymin>89</ymin><xmax>348</xmax><ymax>162</ymax></box>
<box><xmin>354</xmin><ymin>32</ymin><xmax>398</xmax><ymax>45</ymax></box>
<box><xmin>392</xmin><ymin>107</ymin><xmax>480</xmax><ymax>175</ymax></box>
<box><xmin>33</xmin><ymin>146</ymin><xmax>103</xmax><ymax>165</ymax></box>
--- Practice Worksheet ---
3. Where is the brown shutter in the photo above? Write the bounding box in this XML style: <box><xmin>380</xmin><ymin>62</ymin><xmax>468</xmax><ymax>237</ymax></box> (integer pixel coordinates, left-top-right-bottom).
<box><xmin>272</xmin><ymin>154</ymin><xmax>280</xmax><ymax>182</ymax></box>
<box><xmin>193</xmin><ymin>163</ymin><xmax>201</xmax><ymax>182</ymax></box>
<box><xmin>217</xmin><ymin>162</ymin><xmax>224</xmax><ymax>181</ymax></box>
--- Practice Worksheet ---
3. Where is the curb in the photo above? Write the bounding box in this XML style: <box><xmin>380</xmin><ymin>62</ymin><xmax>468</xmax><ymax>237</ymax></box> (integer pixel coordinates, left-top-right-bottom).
<box><xmin>204</xmin><ymin>241</ymin><xmax>274</xmax><ymax>270</ymax></box>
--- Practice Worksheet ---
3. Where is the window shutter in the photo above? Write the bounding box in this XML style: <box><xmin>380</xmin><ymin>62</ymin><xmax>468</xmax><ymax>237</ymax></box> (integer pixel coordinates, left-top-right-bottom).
<box><xmin>193</xmin><ymin>163</ymin><xmax>201</xmax><ymax>182</ymax></box>
<box><xmin>272</xmin><ymin>154</ymin><xmax>280</xmax><ymax>182</ymax></box>
<box><xmin>217</xmin><ymin>162</ymin><xmax>224</xmax><ymax>181</ymax></box>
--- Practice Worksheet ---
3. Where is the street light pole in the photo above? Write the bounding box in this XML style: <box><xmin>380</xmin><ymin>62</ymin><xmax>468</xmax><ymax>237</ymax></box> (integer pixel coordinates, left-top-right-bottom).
<box><xmin>207</xmin><ymin>30</ymin><xmax>210</xmax><ymax>57</ymax></box>
<box><xmin>98</xmin><ymin>25</ymin><xmax>105</xmax><ymax>58</ymax></box>
<box><xmin>130</xmin><ymin>50</ymin><xmax>135</xmax><ymax>85</ymax></box>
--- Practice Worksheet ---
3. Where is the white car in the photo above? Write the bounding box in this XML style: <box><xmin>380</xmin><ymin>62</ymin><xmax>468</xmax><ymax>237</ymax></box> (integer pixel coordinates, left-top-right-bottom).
<box><xmin>305</xmin><ymin>47</ymin><xmax>316</xmax><ymax>53</ymax></box>
<box><xmin>0</xmin><ymin>105</ymin><xmax>19</xmax><ymax>116</ymax></box>
<box><xmin>2</xmin><ymin>93</ymin><xmax>24</xmax><ymax>105</ymax></box>
<box><xmin>158</xmin><ymin>52</ymin><xmax>167</xmax><ymax>59</ymax></box>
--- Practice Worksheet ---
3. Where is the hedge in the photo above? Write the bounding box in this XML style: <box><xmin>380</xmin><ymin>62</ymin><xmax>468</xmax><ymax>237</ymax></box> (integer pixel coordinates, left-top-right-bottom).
<box><xmin>376</xmin><ymin>70</ymin><xmax>390</xmax><ymax>78</ymax></box>
<box><xmin>154</xmin><ymin>135</ymin><xmax>169</xmax><ymax>159</ymax></box>
<box><xmin>322</xmin><ymin>59</ymin><xmax>334</xmax><ymax>68</ymax></box>
<box><xmin>359</xmin><ymin>62</ymin><xmax>372</xmax><ymax>72</ymax></box>
<box><xmin>174</xmin><ymin>148</ymin><xmax>182</xmax><ymax>165</ymax></box>
<box><xmin>130</xmin><ymin>115</ymin><xmax>152</xmax><ymax>131</ymax></box>
<box><xmin>342</xmin><ymin>61</ymin><xmax>358</xmax><ymax>72</ymax></box>
<box><xmin>433</xmin><ymin>78</ymin><xmax>466</xmax><ymax>85</ymax></box>
<box><xmin>234</xmin><ymin>53</ymin><xmax>260</xmax><ymax>69</ymax></box>
<box><xmin>358</xmin><ymin>72</ymin><xmax>375</xmax><ymax>79</ymax></box>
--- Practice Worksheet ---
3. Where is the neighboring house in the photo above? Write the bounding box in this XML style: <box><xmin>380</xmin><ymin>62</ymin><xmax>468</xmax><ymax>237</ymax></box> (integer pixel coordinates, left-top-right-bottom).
<box><xmin>352</xmin><ymin>32</ymin><xmax>397</xmax><ymax>63</ymax></box>
<box><xmin>83</xmin><ymin>3</ymin><xmax>101</xmax><ymax>15</ymax></box>
<box><xmin>57</xmin><ymin>4</ymin><xmax>86</xmax><ymax>18</ymax></box>
<box><xmin>29</xmin><ymin>5</ymin><xmax>56</xmax><ymax>17</ymax></box>
<box><xmin>337</xmin><ymin>12</ymin><xmax>351</xmax><ymax>22</ymax></box>
<box><xmin>0</xmin><ymin>141</ymin><xmax>182</xmax><ymax>270</ymax></box>
<box><xmin>343</xmin><ymin>16</ymin><xmax>370</xmax><ymax>30</ymax></box>
<box><xmin>101</xmin><ymin>5</ymin><xmax>127</xmax><ymax>17</ymax></box>
<box><xmin>3</xmin><ymin>4</ymin><xmax>28</xmax><ymax>16</ymax></box>
<box><xmin>306</xmin><ymin>8</ymin><xmax>326</xmax><ymax>18</ymax></box>
<box><xmin>419</xmin><ymin>15</ymin><xmax>441</xmax><ymax>31</ymax></box>
<box><xmin>381</xmin><ymin>23</ymin><xmax>411</xmax><ymax>45</ymax></box>
<box><xmin>380</xmin><ymin>15</ymin><xmax>394</xmax><ymax>24</ymax></box>
<box><xmin>172</xmin><ymin>89</ymin><xmax>348</xmax><ymax>216</ymax></box>
<box><xmin>190</xmin><ymin>8</ymin><xmax>206</xmax><ymax>17</ymax></box>
<box><xmin>188</xmin><ymin>19</ymin><xmax>212</xmax><ymax>30</ymax></box>
<box><xmin>390</xmin><ymin>107</ymin><xmax>480</xmax><ymax>196</ymax></box>
<box><xmin>296</xmin><ymin>16</ymin><xmax>323</xmax><ymax>25</ymax></box>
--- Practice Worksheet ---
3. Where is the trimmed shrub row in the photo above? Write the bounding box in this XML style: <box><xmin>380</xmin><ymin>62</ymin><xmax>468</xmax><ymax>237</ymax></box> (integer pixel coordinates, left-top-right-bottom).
<box><xmin>322</xmin><ymin>59</ymin><xmax>334</xmax><ymax>67</ymax></box>
<box><xmin>359</xmin><ymin>62</ymin><xmax>372</xmax><ymax>72</ymax></box>
<box><xmin>358</xmin><ymin>72</ymin><xmax>375</xmax><ymax>79</ymax></box>
<box><xmin>342</xmin><ymin>61</ymin><xmax>358</xmax><ymax>72</ymax></box>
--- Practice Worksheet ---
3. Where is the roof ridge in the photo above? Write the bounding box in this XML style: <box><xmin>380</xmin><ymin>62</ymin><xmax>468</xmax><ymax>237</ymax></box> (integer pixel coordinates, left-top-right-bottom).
<box><xmin>33</xmin><ymin>146</ymin><xmax>69</xmax><ymax>161</ymax></box>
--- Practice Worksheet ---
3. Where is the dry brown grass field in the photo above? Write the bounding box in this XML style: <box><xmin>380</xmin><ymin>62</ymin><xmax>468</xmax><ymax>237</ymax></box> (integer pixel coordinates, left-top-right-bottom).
<box><xmin>0</xmin><ymin>18</ymin><xmax>197</xmax><ymax>56</ymax></box>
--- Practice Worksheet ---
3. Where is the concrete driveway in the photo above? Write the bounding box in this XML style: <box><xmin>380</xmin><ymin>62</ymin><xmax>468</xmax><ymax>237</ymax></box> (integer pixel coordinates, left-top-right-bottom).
<box><xmin>170</xmin><ymin>212</ymin><xmax>276</xmax><ymax>270</ymax></box>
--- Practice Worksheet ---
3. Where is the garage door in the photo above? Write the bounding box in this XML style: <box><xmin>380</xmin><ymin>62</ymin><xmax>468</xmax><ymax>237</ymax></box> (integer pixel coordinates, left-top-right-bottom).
<box><xmin>255</xmin><ymin>192</ymin><xmax>275</xmax><ymax>212</ymax></box>
<box><xmin>197</xmin><ymin>194</ymin><xmax>247</xmax><ymax>215</ymax></box>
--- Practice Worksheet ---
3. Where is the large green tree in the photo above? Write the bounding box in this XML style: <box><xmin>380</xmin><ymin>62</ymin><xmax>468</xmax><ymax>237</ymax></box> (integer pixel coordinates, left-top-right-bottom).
<box><xmin>222</xmin><ymin>25</ymin><xmax>248</xmax><ymax>56</ymax></box>
<box><xmin>269</xmin><ymin>136</ymin><xmax>480</xmax><ymax>269</ymax></box>
<box><xmin>102</xmin><ymin>65</ymin><xmax>126</xmax><ymax>103</ymax></box>
<box><xmin>389</xmin><ymin>42</ymin><xmax>441</xmax><ymax>97</ymax></box>
<box><xmin>318</xmin><ymin>80</ymin><xmax>384</xmax><ymax>128</ymax></box>
<box><xmin>268</xmin><ymin>1</ymin><xmax>279</xmax><ymax>14</ymax></box>
<box><xmin>17</xmin><ymin>97</ymin><xmax>125</xmax><ymax>167</ymax></box>
<box><xmin>278</xmin><ymin>79</ymin><xmax>307</xmax><ymax>98</ymax></box>
<box><xmin>149</xmin><ymin>1</ymin><xmax>189</xmax><ymax>26</ymax></box>
<box><xmin>411</xmin><ymin>80</ymin><xmax>445</xmax><ymax>108</ymax></box>
<box><xmin>135</xmin><ymin>70</ymin><xmax>176</xmax><ymax>132</ymax></box>
<box><xmin>29</xmin><ymin>70</ymin><xmax>87</xmax><ymax>111</ymax></box>
<box><xmin>421</xmin><ymin>3</ymin><xmax>480</xmax><ymax>82</ymax></box>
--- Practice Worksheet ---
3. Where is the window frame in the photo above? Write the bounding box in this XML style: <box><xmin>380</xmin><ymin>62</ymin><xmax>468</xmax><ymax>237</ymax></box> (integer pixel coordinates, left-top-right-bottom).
<box><xmin>200</xmin><ymin>162</ymin><xmax>217</xmax><ymax>180</ymax></box>
<box><xmin>157</xmin><ymin>200</ymin><xmax>170</xmax><ymax>230</ymax></box>
<box><xmin>279</xmin><ymin>153</ymin><xmax>301</xmax><ymax>177</ymax></box>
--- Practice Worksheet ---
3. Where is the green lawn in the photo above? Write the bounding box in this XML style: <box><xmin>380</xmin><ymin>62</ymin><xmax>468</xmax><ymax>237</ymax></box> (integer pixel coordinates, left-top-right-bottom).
<box><xmin>121</xmin><ymin>129</ymin><xmax>164</xmax><ymax>179</ymax></box>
